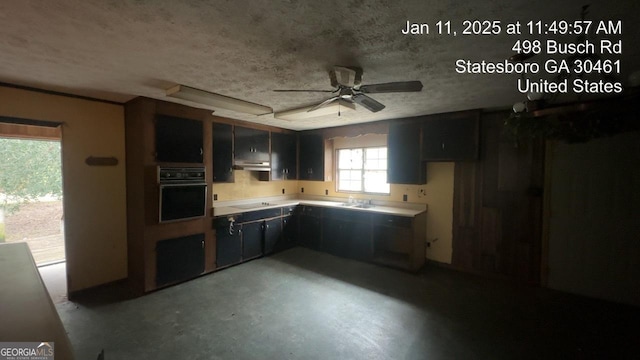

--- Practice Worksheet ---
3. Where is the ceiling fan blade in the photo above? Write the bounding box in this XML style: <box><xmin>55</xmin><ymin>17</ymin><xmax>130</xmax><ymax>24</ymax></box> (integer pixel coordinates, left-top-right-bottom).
<box><xmin>273</xmin><ymin>89</ymin><xmax>334</xmax><ymax>93</ymax></box>
<box><xmin>359</xmin><ymin>81</ymin><xmax>423</xmax><ymax>93</ymax></box>
<box><xmin>352</xmin><ymin>94</ymin><xmax>385</xmax><ymax>112</ymax></box>
<box><xmin>307</xmin><ymin>96</ymin><xmax>340</xmax><ymax>112</ymax></box>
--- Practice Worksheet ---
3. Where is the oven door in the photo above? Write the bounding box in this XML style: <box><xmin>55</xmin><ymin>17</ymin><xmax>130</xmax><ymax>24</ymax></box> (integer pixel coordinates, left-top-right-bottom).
<box><xmin>159</xmin><ymin>183</ymin><xmax>207</xmax><ymax>223</ymax></box>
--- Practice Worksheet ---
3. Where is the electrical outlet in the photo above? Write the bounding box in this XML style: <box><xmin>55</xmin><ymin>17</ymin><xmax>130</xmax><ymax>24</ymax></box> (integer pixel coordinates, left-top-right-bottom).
<box><xmin>301</xmin><ymin>187</ymin><xmax>304</xmax><ymax>193</ymax></box>
<box><xmin>325</xmin><ymin>189</ymin><xmax>328</xmax><ymax>195</ymax></box>
<box><xmin>213</xmin><ymin>194</ymin><xmax>218</xmax><ymax>201</ymax></box>
<box><xmin>282</xmin><ymin>188</ymin><xmax>285</xmax><ymax>194</ymax></box>
<box><xmin>403</xmin><ymin>194</ymin><xmax>408</xmax><ymax>202</ymax></box>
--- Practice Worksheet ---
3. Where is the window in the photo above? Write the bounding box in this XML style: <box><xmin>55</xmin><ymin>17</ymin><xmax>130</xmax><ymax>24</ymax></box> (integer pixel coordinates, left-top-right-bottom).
<box><xmin>337</xmin><ymin>147</ymin><xmax>390</xmax><ymax>194</ymax></box>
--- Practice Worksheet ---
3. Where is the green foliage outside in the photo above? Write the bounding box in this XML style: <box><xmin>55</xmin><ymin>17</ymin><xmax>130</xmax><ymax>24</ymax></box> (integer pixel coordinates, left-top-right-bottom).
<box><xmin>0</xmin><ymin>138</ymin><xmax>62</xmax><ymax>217</ymax></box>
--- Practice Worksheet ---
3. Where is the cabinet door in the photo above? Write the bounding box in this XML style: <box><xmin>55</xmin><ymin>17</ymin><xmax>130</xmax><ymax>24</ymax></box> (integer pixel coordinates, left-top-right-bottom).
<box><xmin>298</xmin><ymin>133</ymin><xmax>324</xmax><ymax>181</ymax></box>
<box><xmin>281</xmin><ymin>215</ymin><xmax>297</xmax><ymax>251</ymax></box>
<box><xmin>216</xmin><ymin>226</ymin><xmax>242</xmax><ymax>268</ymax></box>
<box><xmin>241</xmin><ymin>222</ymin><xmax>263</xmax><ymax>260</ymax></box>
<box><xmin>347</xmin><ymin>221</ymin><xmax>373</xmax><ymax>261</ymax></box>
<box><xmin>155</xmin><ymin>115</ymin><xmax>203</xmax><ymax>163</ymax></box>
<box><xmin>264</xmin><ymin>218</ymin><xmax>282</xmax><ymax>254</ymax></box>
<box><xmin>235</xmin><ymin>126</ymin><xmax>270</xmax><ymax>162</ymax></box>
<box><xmin>299</xmin><ymin>214</ymin><xmax>321</xmax><ymax>250</ymax></box>
<box><xmin>271</xmin><ymin>132</ymin><xmax>298</xmax><ymax>180</ymax></box>
<box><xmin>322</xmin><ymin>218</ymin><xmax>349</xmax><ymax>257</ymax></box>
<box><xmin>156</xmin><ymin>233</ymin><xmax>205</xmax><ymax>287</ymax></box>
<box><xmin>422</xmin><ymin>112</ymin><xmax>479</xmax><ymax>161</ymax></box>
<box><xmin>388</xmin><ymin>120</ymin><xmax>426</xmax><ymax>184</ymax></box>
<box><xmin>213</xmin><ymin>122</ymin><xmax>234</xmax><ymax>183</ymax></box>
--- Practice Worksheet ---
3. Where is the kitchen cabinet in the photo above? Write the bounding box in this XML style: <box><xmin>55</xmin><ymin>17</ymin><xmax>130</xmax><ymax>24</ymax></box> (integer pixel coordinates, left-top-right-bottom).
<box><xmin>156</xmin><ymin>234</ymin><xmax>205</xmax><ymax>287</ymax></box>
<box><xmin>297</xmin><ymin>206</ymin><xmax>322</xmax><ymax>250</ymax></box>
<box><xmin>371</xmin><ymin>213</ymin><xmax>426</xmax><ymax>271</ymax></box>
<box><xmin>323</xmin><ymin>209</ymin><xmax>372</xmax><ymax>260</ymax></box>
<box><xmin>422</xmin><ymin>111</ymin><xmax>479</xmax><ymax>161</ymax></box>
<box><xmin>280</xmin><ymin>214</ymin><xmax>297</xmax><ymax>252</ymax></box>
<box><xmin>241</xmin><ymin>222</ymin><xmax>264</xmax><ymax>260</ymax></box>
<box><xmin>212</xmin><ymin>122</ymin><xmax>234</xmax><ymax>183</ymax></box>
<box><xmin>155</xmin><ymin>114</ymin><xmax>204</xmax><ymax>163</ymax></box>
<box><xmin>271</xmin><ymin>132</ymin><xmax>298</xmax><ymax>180</ymax></box>
<box><xmin>215</xmin><ymin>218</ymin><xmax>242</xmax><ymax>268</ymax></box>
<box><xmin>264</xmin><ymin>218</ymin><xmax>282</xmax><ymax>254</ymax></box>
<box><xmin>298</xmin><ymin>132</ymin><xmax>329</xmax><ymax>181</ymax></box>
<box><xmin>388</xmin><ymin>120</ymin><xmax>426</xmax><ymax>184</ymax></box>
<box><xmin>234</xmin><ymin>126</ymin><xmax>270</xmax><ymax>163</ymax></box>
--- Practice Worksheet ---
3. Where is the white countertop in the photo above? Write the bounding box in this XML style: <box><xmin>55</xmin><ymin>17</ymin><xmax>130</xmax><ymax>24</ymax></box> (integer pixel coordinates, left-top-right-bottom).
<box><xmin>213</xmin><ymin>197</ymin><xmax>427</xmax><ymax>218</ymax></box>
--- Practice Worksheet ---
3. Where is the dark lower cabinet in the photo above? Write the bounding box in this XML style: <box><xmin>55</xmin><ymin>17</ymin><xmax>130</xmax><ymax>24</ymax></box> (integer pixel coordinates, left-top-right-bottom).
<box><xmin>280</xmin><ymin>215</ymin><xmax>297</xmax><ymax>251</ymax></box>
<box><xmin>156</xmin><ymin>234</ymin><xmax>205</xmax><ymax>287</ymax></box>
<box><xmin>348</xmin><ymin>221</ymin><xmax>372</xmax><ymax>261</ymax></box>
<box><xmin>216</xmin><ymin>223</ymin><xmax>242</xmax><ymax>268</ymax></box>
<box><xmin>299</xmin><ymin>209</ymin><xmax>321</xmax><ymax>250</ymax></box>
<box><xmin>322</xmin><ymin>209</ymin><xmax>372</xmax><ymax>260</ymax></box>
<box><xmin>264</xmin><ymin>218</ymin><xmax>282</xmax><ymax>254</ymax></box>
<box><xmin>322</xmin><ymin>218</ymin><xmax>350</xmax><ymax>257</ymax></box>
<box><xmin>241</xmin><ymin>222</ymin><xmax>263</xmax><ymax>260</ymax></box>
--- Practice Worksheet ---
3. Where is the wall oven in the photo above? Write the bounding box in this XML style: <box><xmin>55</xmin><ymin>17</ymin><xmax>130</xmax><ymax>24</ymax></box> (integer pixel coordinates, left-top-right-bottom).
<box><xmin>158</xmin><ymin>167</ymin><xmax>207</xmax><ymax>223</ymax></box>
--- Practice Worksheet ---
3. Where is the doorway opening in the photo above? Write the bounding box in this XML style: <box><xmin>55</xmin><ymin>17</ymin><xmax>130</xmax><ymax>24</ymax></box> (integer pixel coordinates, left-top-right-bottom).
<box><xmin>0</xmin><ymin>135</ymin><xmax>65</xmax><ymax>266</ymax></box>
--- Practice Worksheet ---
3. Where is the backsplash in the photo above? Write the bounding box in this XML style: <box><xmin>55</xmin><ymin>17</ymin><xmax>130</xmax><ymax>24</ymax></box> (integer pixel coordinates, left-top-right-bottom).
<box><xmin>212</xmin><ymin>170</ymin><xmax>298</xmax><ymax>202</ymax></box>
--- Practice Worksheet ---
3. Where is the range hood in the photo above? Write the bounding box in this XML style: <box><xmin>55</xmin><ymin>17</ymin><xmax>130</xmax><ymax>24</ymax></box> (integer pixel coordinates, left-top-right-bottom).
<box><xmin>233</xmin><ymin>160</ymin><xmax>271</xmax><ymax>171</ymax></box>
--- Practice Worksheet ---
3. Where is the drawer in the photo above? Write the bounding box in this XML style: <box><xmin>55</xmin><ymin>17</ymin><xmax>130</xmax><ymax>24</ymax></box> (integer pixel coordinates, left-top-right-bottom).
<box><xmin>299</xmin><ymin>205</ymin><xmax>321</xmax><ymax>217</ymax></box>
<box><xmin>324</xmin><ymin>208</ymin><xmax>371</xmax><ymax>223</ymax></box>
<box><xmin>213</xmin><ymin>215</ymin><xmax>242</xmax><ymax>229</ymax></box>
<box><xmin>372</xmin><ymin>214</ymin><xmax>412</xmax><ymax>228</ymax></box>
<box><xmin>242</xmin><ymin>208</ymin><xmax>282</xmax><ymax>222</ymax></box>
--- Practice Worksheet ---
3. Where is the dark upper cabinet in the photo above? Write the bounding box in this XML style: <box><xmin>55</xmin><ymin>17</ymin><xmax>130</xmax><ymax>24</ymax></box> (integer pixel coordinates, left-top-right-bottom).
<box><xmin>234</xmin><ymin>126</ymin><xmax>269</xmax><ymax>162</ymax></box>
<box><xmin>422</xmin><ymin>111</ymin><xmax>479</xmax><ymax>161</ymax></box>
<box><xmin>388</xmin><ymin>120</ymin><xmax>426</xmax><ymax>185</ymax></box>
<box><xmin>298</xmin><ymin>133</ymin><xmax>325</xmax><ymax>181</ymax></box>
<box><xmin>155</xmin><ymin>115</ymin><xmax>203</xmax><ymax>163</ymax></box>
<box><xmin>156</xmin><ymin>234</ymin><xmax>205</xmax><ymax>287</ymax></box>
<box><xmin>212</xmin><ymin>122</ymin><xmax>234</xmax><ymax>183</ymax></box>
<box><xmin>271</xmin><ymin>132</ymin><xmax>298</xmax><ymax>180</ymax></box>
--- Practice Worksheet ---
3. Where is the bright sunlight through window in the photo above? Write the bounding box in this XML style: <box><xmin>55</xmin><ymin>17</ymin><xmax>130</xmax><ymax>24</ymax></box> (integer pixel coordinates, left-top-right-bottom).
<box><xmin>337</xmin><ymin>147</ymin><xmax>390</xmax><ymax>194</ymax></box>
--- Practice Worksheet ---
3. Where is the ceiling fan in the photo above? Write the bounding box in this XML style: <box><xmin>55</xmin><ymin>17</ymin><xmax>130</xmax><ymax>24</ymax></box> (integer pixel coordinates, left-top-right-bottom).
<box><xmin>274</xmin><ymin>66</ymin><xmax>423</xmax><ymax>114</ymax></box>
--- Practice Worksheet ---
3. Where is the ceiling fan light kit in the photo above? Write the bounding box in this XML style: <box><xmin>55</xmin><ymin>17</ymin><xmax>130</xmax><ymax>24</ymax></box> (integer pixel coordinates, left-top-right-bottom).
<box><xmin>166</xmin><ymin>84</ymin><xmax>273</xmax><ymax>115</ymax></box>
<box><xmin>274</xmin><ymin>100</ymin><xmax>356</xmax><ymax>121</ymax></box>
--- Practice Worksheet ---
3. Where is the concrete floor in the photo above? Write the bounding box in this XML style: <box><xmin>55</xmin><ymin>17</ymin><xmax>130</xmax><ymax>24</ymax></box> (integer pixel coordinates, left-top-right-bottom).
<box><xmin>55</xmin><ymin>247</ymin><xmax>639</xmax><ymax>359</ymax></box>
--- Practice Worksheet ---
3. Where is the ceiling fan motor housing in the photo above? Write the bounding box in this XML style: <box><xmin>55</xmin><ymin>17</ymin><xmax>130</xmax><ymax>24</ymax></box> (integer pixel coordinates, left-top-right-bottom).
<box><xmin>331</xmin><ymin>66</ymin><xmax>363</xmax><ymax>88</ymax></box>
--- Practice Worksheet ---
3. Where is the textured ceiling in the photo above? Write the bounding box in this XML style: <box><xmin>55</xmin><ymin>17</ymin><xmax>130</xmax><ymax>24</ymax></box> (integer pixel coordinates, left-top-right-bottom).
<box><xmin>1</xmin><ymin>0</ymin><xmax>638</xmax><ymax>130</ymax></box>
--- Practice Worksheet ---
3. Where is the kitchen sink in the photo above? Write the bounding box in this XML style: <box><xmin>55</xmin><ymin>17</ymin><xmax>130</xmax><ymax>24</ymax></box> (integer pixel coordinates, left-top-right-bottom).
<box><xmin>354</xmin><ymin>203</ymin><xmax>375</xmax><ymax>209</ymax></box>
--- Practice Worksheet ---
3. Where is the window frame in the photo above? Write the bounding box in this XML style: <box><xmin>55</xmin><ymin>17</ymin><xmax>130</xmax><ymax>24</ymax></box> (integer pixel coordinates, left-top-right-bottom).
<box><xmin>335</xmin><ymin>146</ymin><xmax>390</xmax><ymax>195</ymax></box>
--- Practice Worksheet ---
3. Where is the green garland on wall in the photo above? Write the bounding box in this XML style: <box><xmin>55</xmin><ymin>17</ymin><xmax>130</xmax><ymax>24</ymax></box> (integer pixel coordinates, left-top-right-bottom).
<box><xmin>504</xmin><ymin>96</ymin><xmax>640</xmax><ymax>144</ymax></box>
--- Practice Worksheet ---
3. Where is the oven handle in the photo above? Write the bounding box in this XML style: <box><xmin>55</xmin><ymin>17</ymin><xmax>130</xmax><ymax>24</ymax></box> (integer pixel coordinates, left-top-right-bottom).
<box><xmin>159</xmin><ymin>183</ymin><xmax>207</xmax><ymax>187</ymax></box>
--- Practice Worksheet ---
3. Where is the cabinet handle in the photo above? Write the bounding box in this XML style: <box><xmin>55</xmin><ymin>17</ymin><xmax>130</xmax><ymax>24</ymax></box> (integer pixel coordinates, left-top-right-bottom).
<box><xmin>441</xmin><ymin>142</ymin><xmax>445</xmax><ymax>150</ymax></box>
<box><xmin>201</xmin><ymin>240</ymin><xmax>205</xmax><ymax>249</ymax></box>
<box><xmin>200</xmin><ymin>147</ymin><xmax>203</xmax><ymax>155</ymax></box>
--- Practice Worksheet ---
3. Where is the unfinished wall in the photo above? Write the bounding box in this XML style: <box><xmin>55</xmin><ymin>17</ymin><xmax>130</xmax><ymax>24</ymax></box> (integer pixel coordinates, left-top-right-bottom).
<box><xmin>547</xmin><ymin>132</ymin><xmax>640</xmax><ymax>306</ymax></box>
<box><xmin>0</xmin><ymin>86</ymin><xmax>127</xmax><ymax>293</ymax></box>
